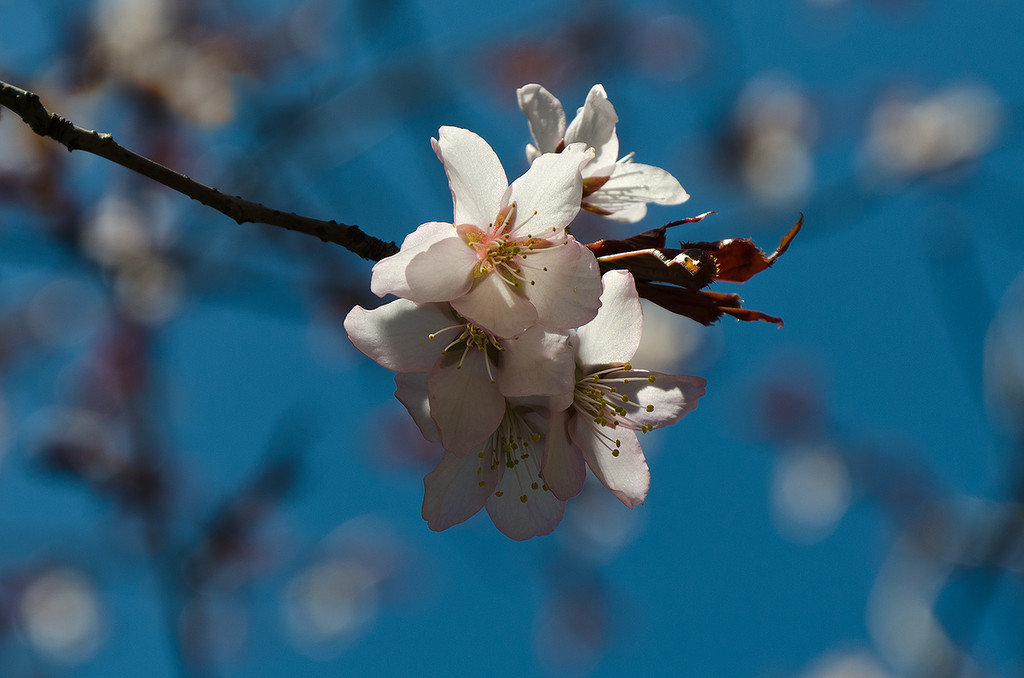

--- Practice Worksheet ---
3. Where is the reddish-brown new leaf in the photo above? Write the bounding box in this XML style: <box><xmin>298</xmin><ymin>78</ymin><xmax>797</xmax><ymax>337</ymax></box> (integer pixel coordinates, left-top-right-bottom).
<box><xmin>594</xmin><ymin>247</ymin><xmax>718</xmax><ymax>290</ymax></box>
<box><xmin>586</xmin><ymin>211</ymin><xmax>715</xmax><ymax>257</ymax></box>
<box><xmin>636</xmin><ymin>282</ymin><xmax>784</xmax><ymax>327</ymax></box>
<box><xmin>587</xmin><ymin>213</ymin><xmax>800</xmax><ymax>326</ymax></box>
<box><xmin>679</xmin><ymin>214</ymin><xmax>803</xmax><ymax>283</ymax></box>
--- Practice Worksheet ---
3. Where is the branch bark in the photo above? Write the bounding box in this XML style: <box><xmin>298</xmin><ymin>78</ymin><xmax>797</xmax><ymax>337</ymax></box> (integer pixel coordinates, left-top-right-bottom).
<box><xmin>0</xmin><ymin>80</ymin><xmax>400</xmax><ymax>262</ymax></box>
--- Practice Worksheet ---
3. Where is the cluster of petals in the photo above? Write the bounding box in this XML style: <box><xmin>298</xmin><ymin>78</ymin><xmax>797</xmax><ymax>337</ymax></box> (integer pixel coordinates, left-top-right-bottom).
<box><xmin>344</xmin><ymin>299</ymin><xmax>575</xmax><ymax>457</ymax></box>
<box><xmin>517</xmin><ymin>83</ymin><xmax>689</xmax><ymax>222</ymax></box>
<box><xmin>345</xmin><ymin>97</ymin><xmax>705</xmax><ymax>540</ymax></box>
<box><xmin>417</xmin><ymin>271</ymin><xmax>706</xmax><ymax>539</ymax></box>
<box><xmin>369</xmin><ymin>125</ymin><xmax>602</xmax><ymax>339</ymax></box>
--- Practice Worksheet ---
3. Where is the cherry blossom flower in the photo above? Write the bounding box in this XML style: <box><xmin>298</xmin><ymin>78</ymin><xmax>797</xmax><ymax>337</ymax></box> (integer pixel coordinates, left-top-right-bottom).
<box><xmin>421</xmin><ymin>401</ymin><xmax>566</xmax><ymax>541</ymax></box>
<box><xmin>541</xmin><ymin>270</ymin><xmax>707</xmax><ymax>507</ymax></box>
<box><xmin>370</xmin><ymin>126</ymin><xmax>603</xmax><ymax>339</ymax></box>
<box><xmin>517</xmin><ymin>83</ymin><xmax>689</xmax><ymax>223</ymax></box>
<box><xmin>344</xmin><ymin>298</ymin><xmax>575</xmax><ymax>456</ymax></box>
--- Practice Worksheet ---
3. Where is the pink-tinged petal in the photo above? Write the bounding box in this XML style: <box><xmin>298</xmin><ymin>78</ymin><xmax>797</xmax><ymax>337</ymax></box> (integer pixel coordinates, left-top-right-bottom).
<box><xmin>570</xmin><ymin>419</ymin><xmax>649</xmax><ymax>508</ymax></box>
<box><xmin>402</xmin><ymin>235</ymin><xmax>479</xmax><ymax>303</ymax></box>
<box><xmin>422</xmin><ymin>448</ymin><xmax>503</xmax><ymax>532</ymax></box>
<box><xmin>343</xmin><ymin>299</ymin><xmax>452</xmax><ymax>373</ymax></box>
<box><xmin>451</xmin><ymin>272</ymin><xmax>538</xmax><ymax>338</ymax></box>
<box><xmin>485</xmin><ymin>444</ymin><xmax>565</xmax><ymax>540</ymax></box>
<box><xmin>611</xmin><ymin>371</ymin><xmax>707</xmax><ymax>429</ymax></box>
<box><xmin>564</xmin><ymin>85</ymin><xmax>620</xmax><ymax>174</ymax></box>
<box><xmin>517</xmin><ymin>84</ymin><xmax>566</xmax><ymax>154</ymax></box>
<box><xmin>541</xmin><ymin>409</ymin><xmax>586</xmax><ymax>500</ymax></box>
<box><xmin>518</xmin><ymin>241</ymin><xmax>602</xmax><ymax>331</ymax></box>
<box><xmin>427</xmin><ymin>350</ymin><xmax>505</xmax><ymax>456</ymax></box>
<box><xmin>575</xmin><ymin>270</ymin><xmax>643</xmax><ymax>368</ymax></box>
<box><xmin>548</xmin><ymin>388</ymin><xmax>575</xmax><ymax>414</ymax></box>
<box><xmin>431</xmin><ymin>126</ymin><xmax>508</xmax><ymax>228</ymax></box>
<box><xmin>370</xmin><ymin>221</ymin><xmax>456</xmax><ymax>298</ymax></box>
<box><xmin>506</xmin><ymin>144</ymin><xmax>593</xmax><ymax>239</ymax></box>
<box><xmin>585</xmin><ymin>162</ymin><xmax>689</xmax><ymax>223</ymax></box>
<box><xmin>395</xmin><ymin>373</ymin><xmax>440</xmax><ymax>442</ymax></box>
<box><xmin>497</xmin><ymin>327</ymin><xmax>574</xmax><ymax>398</ymax></box>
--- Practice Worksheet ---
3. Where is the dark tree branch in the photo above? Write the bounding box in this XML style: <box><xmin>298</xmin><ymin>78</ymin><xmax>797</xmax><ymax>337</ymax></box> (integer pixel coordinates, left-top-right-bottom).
<box><xmin>0</xmin><ymin>80</ymin><xmax>399</xmax><ymax>262</ymax></box>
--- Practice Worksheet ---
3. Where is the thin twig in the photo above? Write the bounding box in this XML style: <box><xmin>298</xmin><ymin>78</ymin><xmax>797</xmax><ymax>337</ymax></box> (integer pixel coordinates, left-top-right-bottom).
<box><xmin>0</xmin><ymin>80</ymin><xmax>399</xmax><ymax>262</ymax></box>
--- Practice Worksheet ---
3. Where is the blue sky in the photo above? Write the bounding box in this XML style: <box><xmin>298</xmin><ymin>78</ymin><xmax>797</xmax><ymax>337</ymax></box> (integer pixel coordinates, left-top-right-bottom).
<box><xmin>2</xmin><ymin>1</ymin><xmax>1024</xmax><ymax>676</ymax></box>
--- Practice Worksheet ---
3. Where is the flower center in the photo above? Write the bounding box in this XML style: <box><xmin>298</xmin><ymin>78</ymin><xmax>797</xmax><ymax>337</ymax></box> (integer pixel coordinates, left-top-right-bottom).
<box><xmin>572</xmin><ymin>363</ymin><xmax>655</xmax><ymax>449</ymax></box>
<box><xmin>427</xmin><ymin>316</ymin><xmax>503</xmax><ymax>380</ymax></box>
<box><xmin>474</xmin><ymin>408</ymin><xmax>548</xmax><ymax>503</ymax></box>
<box><xmin>460</xmin><ymin>202</ymin><xmax>550</xmax><ymax>288</ymax></box>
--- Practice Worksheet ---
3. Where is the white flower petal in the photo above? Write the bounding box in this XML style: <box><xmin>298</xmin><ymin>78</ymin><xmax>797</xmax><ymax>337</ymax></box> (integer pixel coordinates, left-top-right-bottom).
<box><xmin>584</xmin><ymin>161</ymin><xmax>689</xmax><ymax>223</ymax></box>
<box><xmin>432</xmin><ymin>126</ymin><xmax>509</xmax><ymax>228</ymax></box>
<box><xmin>343</xmin><ymin>299</ymin><xmax>452</xmax><ymax>373</ymax></box>
<box><xmin>485</xmin><ymin>442</ymin><xmax>565</xmax><ymax>541</ymax></box>
<box><xmin>613</xmin><ymin>371</ymin><xmax>707</xmax><ymax>429</ymax></box>
<box><xmin>370</xmin><ymin>221</ymin><xmax>455</xmax><ymax>298</ymax></box>
<box><xmin>497</xmin><ymin>326</ymin><xmax>575</xmax><ymax>398</ymax></box>
<box><xmin>451</xmin><ymin>272</ymin><xmax>538</xmax><ymax>339</ymax></box>
<box><xmin>506</xmin><ymin>144</ymin><xmax>592</xmax><ymax>240</ymax></box>
<box><xmin>525</xmin><ymin>144</ymin><xmax>542</xmax><ymax>164</ymax></box>
<box><xmin>588</xmin><ymin>200</ymin><xmax>648</xmax><ymax>223</ymax></box>
<box><xmin>395</xmin><ymin>373</ymin><xmax>440</xmax><ymax>442</ymax></box>
<box><xmin>571</xmin><ymin>419</ymin><xmax>650</xmax><ymax>508</ymax></box>
<box><xmin>422</xmin><ymin>448</ymin><xmax>502</xmax><ymax>532</ymax></box>
<box><xmin>427</xmin><ymin>350</ymin><xmax>505</xmax><ymax>457</ymax></box>
<box><xmin>541</xmin><ymin>408</ymin><xmax>586</xmax><ymax>500</ymax></box>
<box><xmin>548</xmin><ymin>387</ymin><xmax>575</xmax><ymax>414</ymax></box>
<box><xmin>564</xmin><ymin>84</ymin><xmax>620</xmax><ymax>174</ymax></box>
<box><xmin>575</xmin><ymin>270</ymin><xmax>642</xmax><ymax>368</ymax></box>
<box><xmin>518</xmin><ymin>241</ymin><xmax>602</xmax><ymax>331</ymax></box>
<box><xmin>402</xmin><ymin>235</ymin><xmax>479</xmax><ymax>302</ymax></box>
<box><xmin>517</xmin><ymin>84</ymin><xmax>567</xmax><ymax>155</ymax></box>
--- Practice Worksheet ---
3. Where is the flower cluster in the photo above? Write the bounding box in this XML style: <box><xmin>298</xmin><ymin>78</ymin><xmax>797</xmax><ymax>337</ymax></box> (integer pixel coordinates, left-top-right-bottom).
<box><xmin>344</xmin><ymin>84</ymin><xmax>760</xmax><ymax>540</ymax></box>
